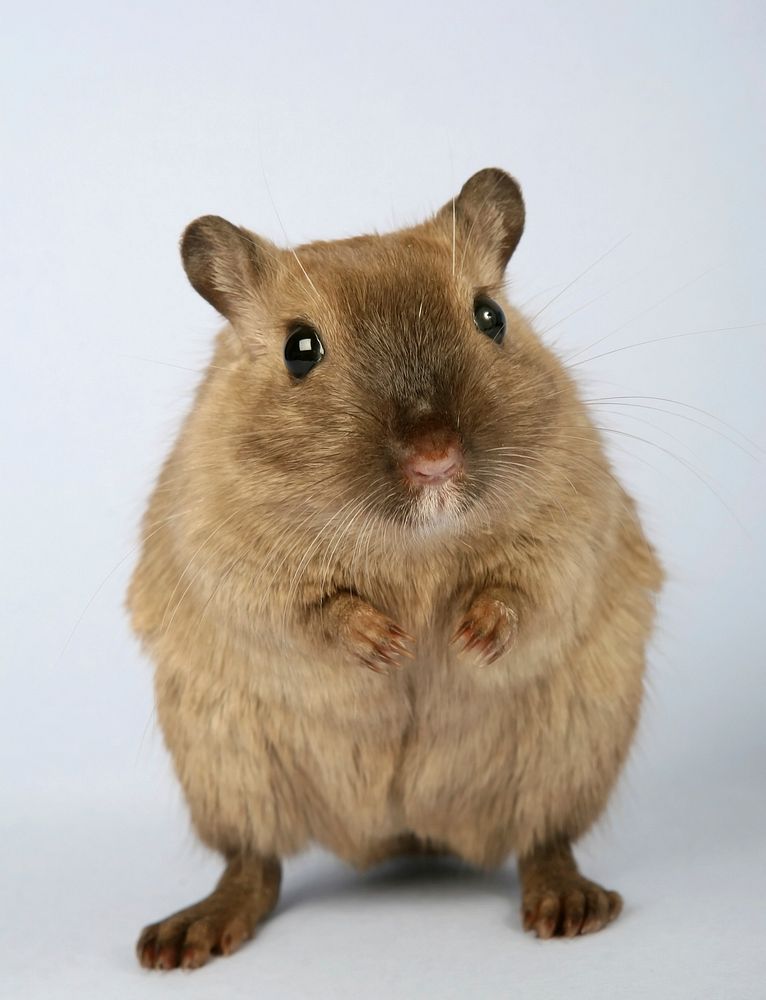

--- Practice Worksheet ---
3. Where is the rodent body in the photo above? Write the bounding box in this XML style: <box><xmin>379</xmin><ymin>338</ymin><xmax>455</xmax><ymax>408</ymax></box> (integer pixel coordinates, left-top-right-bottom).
<box><xmin>129</xmin><ymin>169</ymin><xmax>662</xmax><ymax>968</ymax></box>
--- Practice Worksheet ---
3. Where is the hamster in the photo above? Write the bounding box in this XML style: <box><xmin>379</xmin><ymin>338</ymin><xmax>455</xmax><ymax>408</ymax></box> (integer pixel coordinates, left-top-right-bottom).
<box><xmin>128</xmin><ymin>168</ymin><xmax>663</xmax><ymax>970</ymax></box>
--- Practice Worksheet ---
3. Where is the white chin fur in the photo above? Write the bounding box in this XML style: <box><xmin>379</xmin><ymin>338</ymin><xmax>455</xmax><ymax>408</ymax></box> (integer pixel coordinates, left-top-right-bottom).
<box><xmin>408</xmin><ymin>481</ymin><xmax>466</xmax><ymax>535</ymax></box>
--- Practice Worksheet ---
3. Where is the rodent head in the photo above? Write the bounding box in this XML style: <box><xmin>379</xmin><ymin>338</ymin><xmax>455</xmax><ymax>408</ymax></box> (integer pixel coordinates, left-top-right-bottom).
<box><xmin>180</xmin><ymin>169</ymin><xmax>577</xmax><ymax>542</ymax></box>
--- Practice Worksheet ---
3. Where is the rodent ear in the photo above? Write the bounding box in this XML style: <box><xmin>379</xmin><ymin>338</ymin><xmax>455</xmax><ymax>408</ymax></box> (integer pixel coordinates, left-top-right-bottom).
<box><xmin>438</xmin><ymin>168</ymin><xmax>525</xmax><ymax>280</ymax></box>
<box><xmin>180</xmin><ymin>215</ymin><xmax>276</xmax><ymax>324</ymax></box>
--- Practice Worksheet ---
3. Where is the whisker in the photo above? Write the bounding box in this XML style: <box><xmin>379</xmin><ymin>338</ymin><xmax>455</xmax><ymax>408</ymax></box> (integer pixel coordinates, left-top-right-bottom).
<box><xmin>451</xmin><ymin>195</ymin><xmax>456</xmax><ymax>278</ymax></box>
<box><xmin>589</xmin><ymin>408</ymin><xmax>709</xmax><ymax>464</ymax></box>
<box><xmin>570</xmin><ymin>322</ymin><xmax>765</xmax><ymax>369</ymax></box>
<box><xmin>595</xmin><ymin>425</ymin><xmax>744</xmax><ymax>530</ymax></box>
<box><xmin>562</xmin><ymin>267</ymin><xmax>716</xmax><ymax>364</ymax></box>
<box><xmin>527</xmin><ymin>234</ymin><xmax>631</xmax><ymax>323</ymax></box>
<box><xmin>517</xmin><ymin>283</ymin><xmax>566</xmax><ymax>311</ymax></box>
<box><xmin>161</xmin><ymin>508</ymin><xmax>243</xmax><ymax>632</ymax></box>
<box><xmin>586</xmin><ymin>399</ymin><xmax>760</xmax><ymax>461</ymax></box>
<box><xmin>258</xmin><ymin>155</ymin><xmax>324</xmax><ymax>307</ymax></box>
<box><xmin>55</xmin><ymin>507</ymin><xmax>194</xmax><ymax>665</ymax></box>
<box><xmin>118</xmin><ymin>354</ymin><xmax>236</xmax><ymax>375</ymax></box>
<box><xmin>582</xmin><ymin>394</ymin><xmax>765</xmax><ymax>455</ymax></box>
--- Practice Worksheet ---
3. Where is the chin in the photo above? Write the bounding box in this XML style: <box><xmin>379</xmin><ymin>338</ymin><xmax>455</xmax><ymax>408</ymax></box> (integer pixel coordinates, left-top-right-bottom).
<box><xmin>404</xmin><ymin>481</ymin><xmax>471</xmax><ymax>537</ymax></box>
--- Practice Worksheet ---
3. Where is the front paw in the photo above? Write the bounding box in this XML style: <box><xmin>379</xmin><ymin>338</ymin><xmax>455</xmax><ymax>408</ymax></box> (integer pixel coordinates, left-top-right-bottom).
<box><xmin>451</xmin><ymin>594</ymin><xmax>518</xmax><ymax>665</ymax></box>
<box><xmin>335</xmin><ymin>599</ymin><xmax>415</xmax><ymax>674</ymax></box>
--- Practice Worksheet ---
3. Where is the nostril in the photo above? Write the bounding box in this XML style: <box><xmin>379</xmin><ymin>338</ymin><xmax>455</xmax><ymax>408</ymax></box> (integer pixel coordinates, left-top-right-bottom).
<box><xmin>402</xmin><ymin>444</ymin><xmax>464</xmax><ymax>485</ymax></box>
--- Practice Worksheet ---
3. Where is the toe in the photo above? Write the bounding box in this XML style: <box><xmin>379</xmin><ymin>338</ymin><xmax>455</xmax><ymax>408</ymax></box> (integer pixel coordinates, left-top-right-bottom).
<box><xmin>606</xmin><ymin>890</ymin><xmax>623</xmax><ymax>922</ymax></box>
<box><xmin>220</xmin><ymin>916</ymin><xmax>250</xmax><ymax>956</ymax></box>
<box><xmin>148</xmin><ymin>916</ymin><xmax>190</xmax><ymax>970</ymax></box>
<box><xmin>137</xmin><ymin>933</ymin><xmax>158</xmax><ymax>970</ymax></box>
<box><xmin>180</xmin><ymin>917</ymin><xmax>216</xmax><ymax>969</ymax></box>
<box><xmin>562</xmin><ymin>889</ymin><xmax>586</xmax><ymax>937</ymax></box>
<box><xmin>155</xmin><ymin>938</ymin><xmax>182</xmax><ymax>970</ymax></box>
<box><xmin>581</xmin><ymin>888</ymin><xmax>610</xmax><ymax>934</ymax></box>
<box><xmin>180</xmin><ymin>944</ymin><xmax>210</xmax><ymax>970</ymax></box>
<box><xmin>535</xmin><ymin>893</ymin><xmax>561</xmax><ymax>939</ymax></box>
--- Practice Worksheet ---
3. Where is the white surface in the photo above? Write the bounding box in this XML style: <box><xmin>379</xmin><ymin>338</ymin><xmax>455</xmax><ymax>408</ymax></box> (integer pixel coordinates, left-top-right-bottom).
<box><xmin>3</xmin><ymin>768</ymin><xmax>765</xmax><ymax>1000</ymax></box>
<box><xmin>1</xmin><ymin>2</ymin><xmax>765</xmax><ymax>998</ymax></box>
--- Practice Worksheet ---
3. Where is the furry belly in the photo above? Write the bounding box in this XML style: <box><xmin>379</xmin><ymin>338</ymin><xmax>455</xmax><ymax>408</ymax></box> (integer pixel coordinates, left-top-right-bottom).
<box><xmin>158</xmin><ymin>624</ymin><xmax>640</xmax><ymax>869</ymax></box>
<box><xmin>159</xmin><ymin>645</ymin><xmax>526</xmax><ymax>867</ymax></box>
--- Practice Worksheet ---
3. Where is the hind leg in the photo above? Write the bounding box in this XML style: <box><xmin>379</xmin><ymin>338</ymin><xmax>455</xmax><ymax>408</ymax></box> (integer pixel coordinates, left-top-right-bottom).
<box><xmin>519</xmin><ymin>838</ymin><xmax>622</xmax><ymax>939</ymax></box>
<box><xmin>137</xmin><ymin>852</ymin><xmax>281</xmax><ymax>970</ymax></box>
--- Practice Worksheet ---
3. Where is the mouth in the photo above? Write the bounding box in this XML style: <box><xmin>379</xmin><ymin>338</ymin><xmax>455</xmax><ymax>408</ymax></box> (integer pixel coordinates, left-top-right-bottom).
<box><xmin>375</xmin><ymin>418</ymin><xmax>476</xmax><ymax>530</ymax></box>
<box><xmin>400</xmin><ymin>472</ymin><xmax>470</xmax><ymax>530</ymax></box>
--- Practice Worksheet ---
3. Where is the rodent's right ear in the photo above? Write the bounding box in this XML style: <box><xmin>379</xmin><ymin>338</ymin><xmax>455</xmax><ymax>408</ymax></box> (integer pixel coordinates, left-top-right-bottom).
<box><xmin>180</xmin><ymin>216</ymin><xmax>277</xmax><ymax>324</ymax></box>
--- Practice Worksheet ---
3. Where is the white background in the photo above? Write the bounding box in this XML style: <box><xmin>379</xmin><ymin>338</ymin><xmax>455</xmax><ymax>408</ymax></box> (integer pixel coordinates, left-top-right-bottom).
<box><xmin>2</xmin><ymin>2</ymin><xmax>765</xmax><ymax>998</ymax></box>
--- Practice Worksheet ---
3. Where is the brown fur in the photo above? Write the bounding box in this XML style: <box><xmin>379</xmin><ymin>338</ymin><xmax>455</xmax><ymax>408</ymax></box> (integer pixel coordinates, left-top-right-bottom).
<box><xmin>128</xmin><ymin>168</ymin><xmax>663</xmax><ymax>967</ymax></box>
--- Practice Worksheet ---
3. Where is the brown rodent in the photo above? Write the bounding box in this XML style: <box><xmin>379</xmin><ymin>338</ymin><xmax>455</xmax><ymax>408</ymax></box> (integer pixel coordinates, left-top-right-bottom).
<box><xmin>128</xmin><ymin>168</ymin><xmax>663</xmax><ymax>970</ymax></box>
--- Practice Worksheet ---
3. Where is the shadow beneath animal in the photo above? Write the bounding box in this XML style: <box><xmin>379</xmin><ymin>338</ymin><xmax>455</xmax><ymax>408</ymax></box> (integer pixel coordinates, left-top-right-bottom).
<box><xmin>278</xmin><ymin>851</ymin><xmax>520</xmax><ymax>916</ymax></box>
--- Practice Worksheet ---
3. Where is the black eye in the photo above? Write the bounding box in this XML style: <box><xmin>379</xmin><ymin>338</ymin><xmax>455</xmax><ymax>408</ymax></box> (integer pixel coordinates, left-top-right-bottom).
<box><xmin>473</xmin><ymin>296</ymin><xmax>506</xmax><ymax>344</ymax></box>
<box><xmin>284</xmin><ymin>325</ymin><xmax>325</xmax><ymax>378</ymax></box>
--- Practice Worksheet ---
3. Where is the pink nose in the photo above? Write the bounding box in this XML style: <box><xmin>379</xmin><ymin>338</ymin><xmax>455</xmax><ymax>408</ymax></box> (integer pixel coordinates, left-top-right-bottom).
<box><xmin>402</xmin><ymin>443</ymin><xmax>464</xmax><ymax>486</ymax></box>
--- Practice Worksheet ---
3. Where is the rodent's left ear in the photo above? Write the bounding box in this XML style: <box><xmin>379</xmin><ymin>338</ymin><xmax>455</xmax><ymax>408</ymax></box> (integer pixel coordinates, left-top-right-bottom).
<box><xmin>180</xmin><ymin>215</ymin><xmax>278</xmax><ymax>325</ymax></box>
<box><xmin>436</xmin><ymin>168</ymin><xmax>525</xmax><ymax>280</ymax></box>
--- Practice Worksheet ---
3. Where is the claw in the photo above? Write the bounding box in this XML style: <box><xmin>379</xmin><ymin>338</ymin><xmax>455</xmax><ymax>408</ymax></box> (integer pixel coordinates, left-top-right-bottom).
<box><xmin>369</xmin><ymin>645</ymin><xmax>402</xmax><ymax>668</ymax></box>
<box><xmin>450</xmin><ymin>621</ymin><xmax>473</xmax><ymax>645</ymax></box>
<box><xmin>347</xmin><ymin>612</ymin><xmax>415</xmax><ymax>673</ymax></box>
<box><xmin>388</xmin><ymin>623</ymin><xmax>415</xmax><ymax>642</ymax></box>
<box><xmin>452</xmin><ymin>597</ymin><xmax>518</xmax><ymax>665</ymax></box>
<box><xmin>389</xmin><ymin>639</ymin><xmax>417</xmax><ymax>659</ymax></box>
<box><xmin>361</xmin><ymin>657</ymin><xmax>390</xmax><ymax>675</ymax></box>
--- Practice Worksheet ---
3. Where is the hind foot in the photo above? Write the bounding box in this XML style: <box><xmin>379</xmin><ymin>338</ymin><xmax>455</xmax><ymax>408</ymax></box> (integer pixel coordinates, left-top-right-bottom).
<box><xmin>137</xmin><ymin>854</ymin><xmax>281</xmax><ymax>970</ymax></box>
<box><xmin>519</xmin><ymin>839</ymin><xmax>622</xmax><ymax>939</ymax></box>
